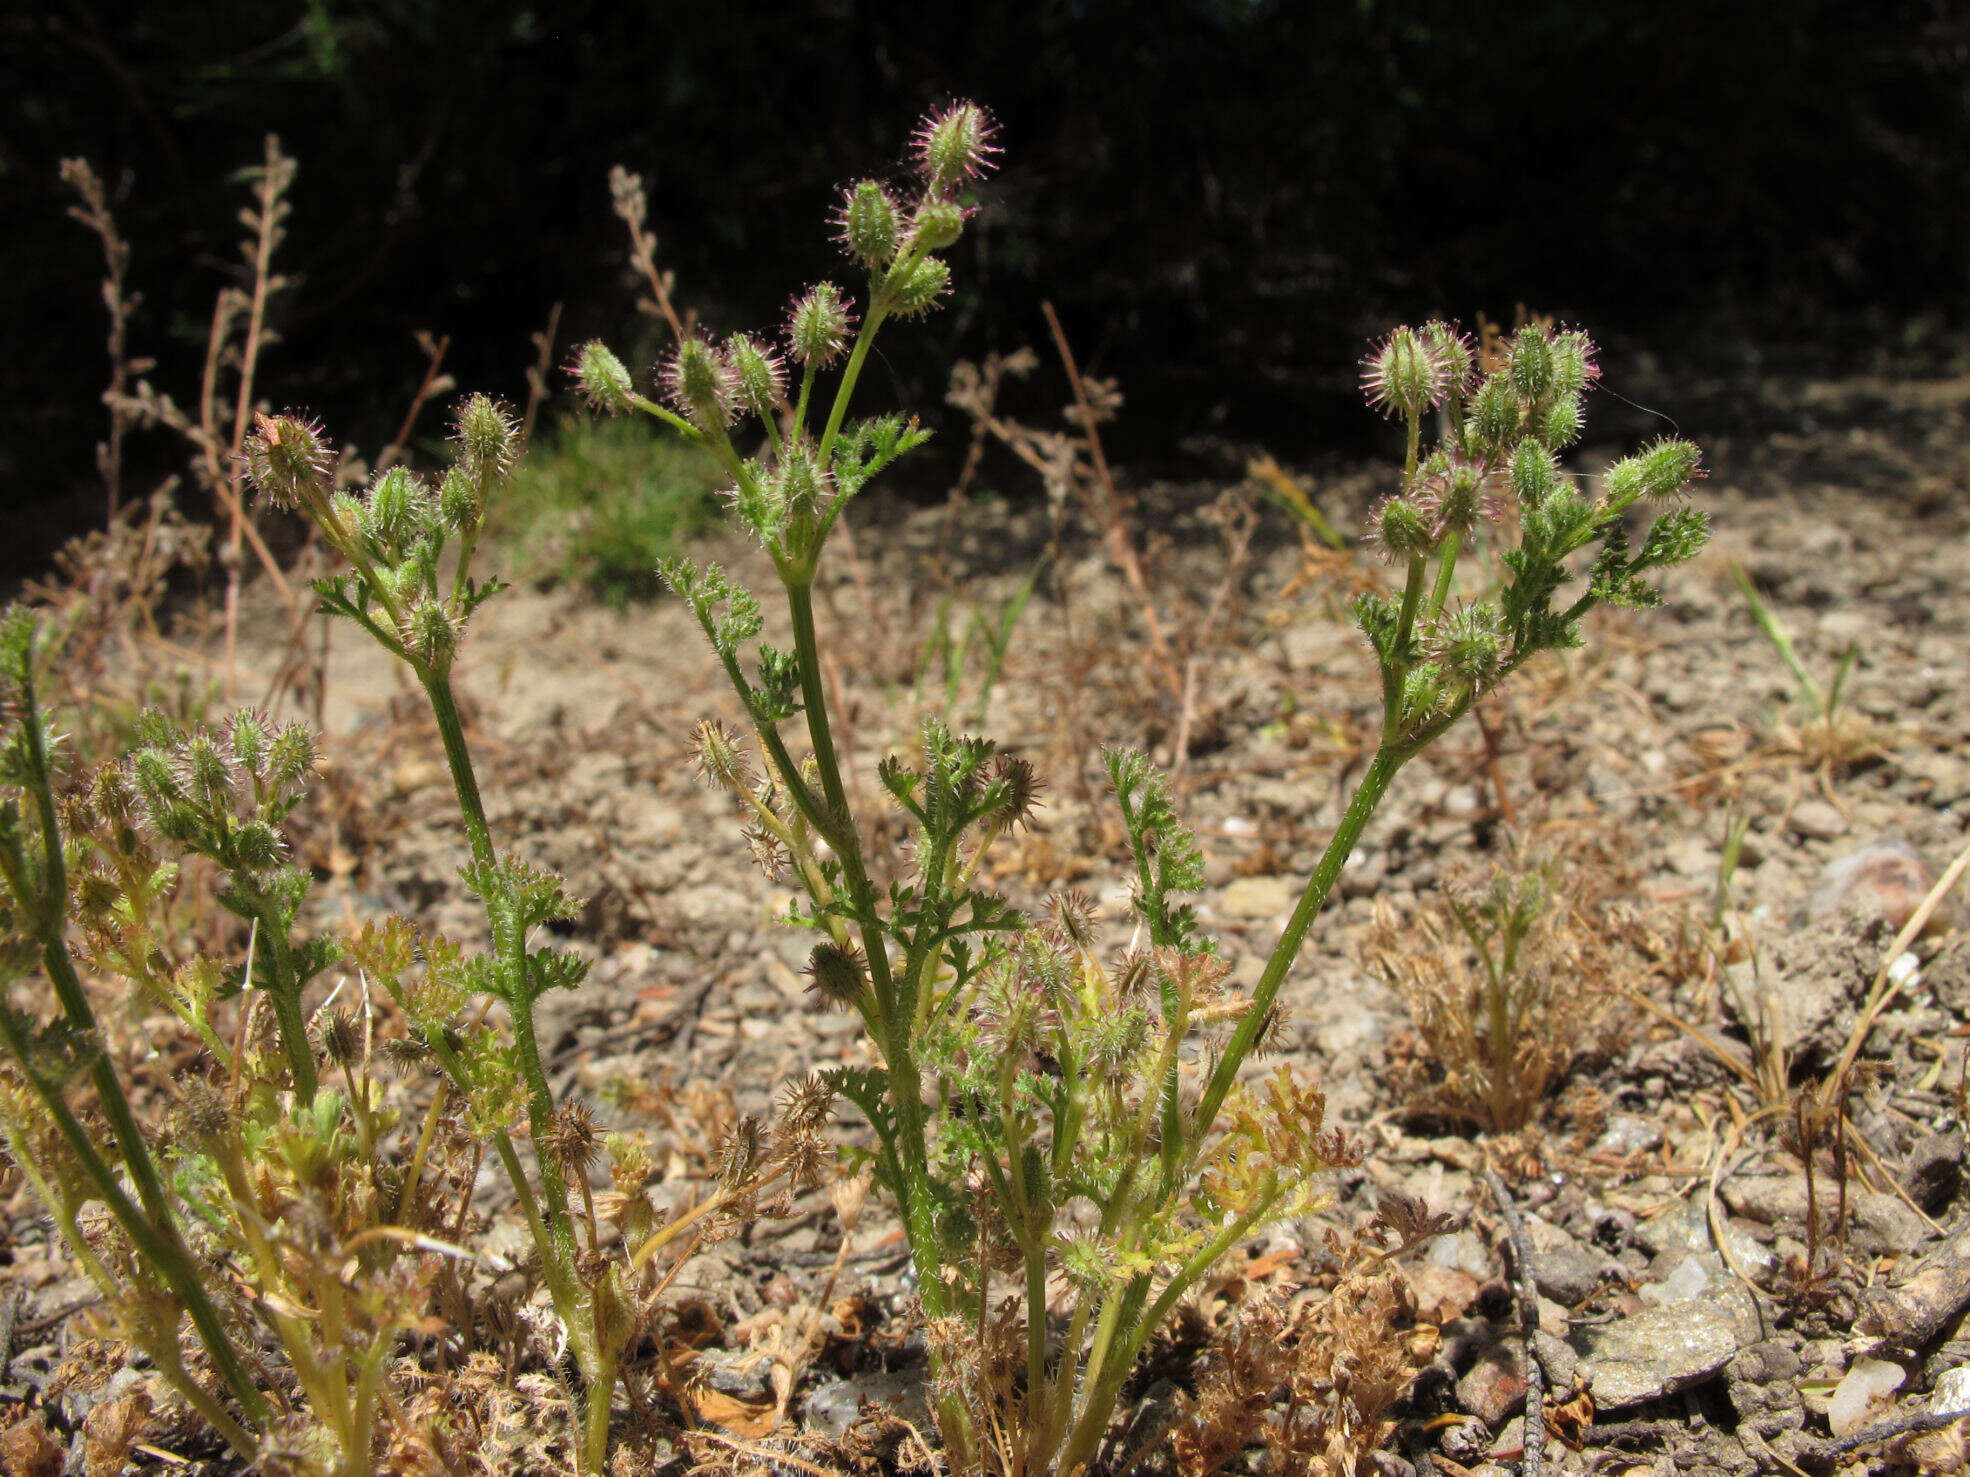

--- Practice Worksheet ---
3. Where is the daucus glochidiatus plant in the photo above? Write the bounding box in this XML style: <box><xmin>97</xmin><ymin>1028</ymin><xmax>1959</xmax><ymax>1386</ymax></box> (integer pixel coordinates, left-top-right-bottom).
<box><xmin>0</xmin><ymin>102</ymin><xmax>1715</xmax><ymax>1475</ymax></box>
<box><xmin>563</xmin><ymin>105</ymin><xmax>1712</xmax><ymax>1472</ymax></box>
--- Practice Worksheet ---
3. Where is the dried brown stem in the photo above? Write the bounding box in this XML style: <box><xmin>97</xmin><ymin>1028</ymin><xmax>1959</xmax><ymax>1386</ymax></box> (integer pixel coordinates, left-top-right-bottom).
<box><xmin>1483</xmin><ymin>1165</ymin><xmax>1546</xmax><ymax>1477</ymax></box>
<box><xmin>1040</xmin><ymin>300</ymin><xmax>1179</xmax><ymax>694</ymax></box>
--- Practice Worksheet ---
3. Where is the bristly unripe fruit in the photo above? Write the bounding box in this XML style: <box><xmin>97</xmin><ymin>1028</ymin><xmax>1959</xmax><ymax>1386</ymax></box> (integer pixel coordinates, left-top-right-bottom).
<box><xmin>1467</xmin><ymin>376</ymin><xmax>1518</xmax><ymax>453</ymax></box>
<box><xmin>786</xmin><ymin>284</ymin><xmax>855</xmax><ymax>369</ymax></box>
<box><xmin>1542</xmin><ymin>393</ymin><xmax>1584</xmax><ymax>450</ymax></box>
<box><xmin>1508</xmin><ymin>327</ymin><xmax>1557</xmax><ymax>402</ymax></box>
<box><xmin>1508</xmin><ymin>440</ymin><xmax>1560</xmax><ymax>506</ymax></box>
<box><xmin>724</xmin><ymin>334</ymin><xmax>788</xmax><ymax>420</ymax></box>
<box><xmin>242</xmin><ymin>412</ymin><xmax>333</xmax><ymax>511</ymax></box>
<box><xmin>1362</xmin><ymin>326</ymin><xmax>1450</xmax><ymax>419</ymax></box>
<box><xmin>663</xmin><ymin>336</ymin><xmax>737</xmax><ymax>431</ymax></box>
<box><xmin>804</xmin><ymin>942</ymin><xmax>866</xmax><ymax>1010</ymax></box>
<box><xmin>438</xmin><ymin>467</ymin><xmax>479</xmax><ymax>532</ymax></box>
<box><xmin>889</xmin><ymin>256</ymin><xmax>951</xmax><ymax>318</ymax></box>
<box><xmin>1552</xmin><ymin>329</ymin><xmax>1600</xmax><ymax>396</ymax></box>
<box><xmin>182</xmin><ymin>734</ymin><xmax>233</xmax><ymax>809</ymax></box>
<box><xmin>909</xmin><ymin>199</ymin><xmax>968</xmax><ymax>253</ymax></box>
<box><xmin>911</xmin><ymin>101</ymin><xmax>1000</xmax><ymax>196</ymax></box>
<box><xmin>227</xmin><ymin>710</ymin><xmax>269</xmax><ymax>778</ymax></box>
<box><xmin>399</xmin><ymin>598</ymin><xmax>460</xmax><ymax>667</ymax></box>
<box><xmin>454</xmin><ymin>394</ymin><xmax>519</xmax><ymax>487</ymax></box>
<box><xmin>572</xmin><ymin>340</ymin><xmax>635</xmax><ymax>415</ymax></box>
<box><xmin>365</xmin><ymin>466</ymin><xmax>424</xmax><ymax>547</ymax></box>
<box><xmin>1605</xmin><ymin>438</ymin><xmax>1703</xmax><ymax>510</ymax></box>
<box><xmin>1368</xmin><ymin>495</ymin><xmax>1433</xmax><ymax>560</ymax></box>
<box><xmin>265</xmin><ymin>724</ymin><xmax>316</xmax><ymax>790</ymax></box>
<box><xmin>1421</xmin><ymin>321</ymin><xmax>1475</xmax><ymax>400</ymax></box>
<box><xmin>837</xmin><ymin>180</ymin><xmax>904</xmax><ymax>267</ymax></box>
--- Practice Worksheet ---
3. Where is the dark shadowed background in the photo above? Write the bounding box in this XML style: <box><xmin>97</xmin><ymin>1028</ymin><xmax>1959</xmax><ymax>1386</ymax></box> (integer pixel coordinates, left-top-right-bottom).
<box><xmin>5</xmin><ymin>0</ymin><xmax>1966</xmax><ymax>575</ymax></box>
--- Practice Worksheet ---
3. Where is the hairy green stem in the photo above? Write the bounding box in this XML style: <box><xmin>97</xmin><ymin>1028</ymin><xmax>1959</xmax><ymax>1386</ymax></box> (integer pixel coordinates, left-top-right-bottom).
<box><xmin>1188</xmin><ymin>746</ymin><xmax>1404</xmax><ymax>1166</ymax></box>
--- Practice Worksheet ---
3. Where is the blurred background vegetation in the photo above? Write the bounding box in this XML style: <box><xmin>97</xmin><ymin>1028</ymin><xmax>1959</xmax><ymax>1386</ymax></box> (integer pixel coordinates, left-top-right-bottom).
<box><xmin>5</xmin><ymin>0</ymin><xmax>1966</xmax><ymax>577</ymax></box>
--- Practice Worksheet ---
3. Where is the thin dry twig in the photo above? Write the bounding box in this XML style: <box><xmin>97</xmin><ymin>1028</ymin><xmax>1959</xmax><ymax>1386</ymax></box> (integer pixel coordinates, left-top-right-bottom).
<box><xmin>59</xmin><ymin>156</ymin><xmax>145</xmax><ymax>523</ymax></box>
<box><xmin>520</xmin><ymin>301</ymin><xmax>564</xmax><ymax>449</ymax></box>
<box><xmin>1482</xmin><ymin>1165</ymin><xmax>1545</xmax><ymax>1477</ymax></box>
<box><xmin>1040</xmin><ymin>301</ymin><xmax>1179</xmax><ymax>693</ymax></box>
<box><xmin>376</xmin><ymin>330</ymin><xmax>455</xmax><ymax>473</ymax></box>
<box><xmin>611</xmin><ymin>164</ymin><xmax>687</xmax><ymax>342</ymax></box>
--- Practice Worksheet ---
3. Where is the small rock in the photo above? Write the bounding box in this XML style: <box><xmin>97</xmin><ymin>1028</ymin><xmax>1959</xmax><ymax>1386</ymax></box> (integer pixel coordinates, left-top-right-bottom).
<box><xmin>1808</xmin><ymin>840</ymin><xmax>1937</xmax><ymax>932</ymax></box>
<box><xmin>1569</xmin><ymin>1287</ymin><xmax>1760</xmax><ymax>1408</ymax></box>
<box><xmin>1722</xmin><ymin>1176</ymin><xmax>1928</xmax><ymax>1257</ymax></box>
<box><xmin>1828</xmin><ymin>1355</ymin><xmax>1905</xmax><ymax>1437</ymax></box>
<box><xmin>1638</xmin><ymin>1254</ymin><xmax>1713</xmax><ymax>1306</ymax></box>
<box><xmin>1458</xmin><ymin>1340</ymin><xmax>1527</xmax><ymax>1426</ymax></box>
<box><xmin>1217</xmin><ymin>875</ymin><xmax>1294</xmax><ymax>919</ymax></box>
<box><xmin>1592</xmin><ymin>1114</ymin><xmax>1665</xmax><ymax>1159</ymax></box>
<box><xmin>1521</xmin><ymin>1215</ymin><xmax>1616</xmax><ymax>1306</ymax></box>
<box><xmin>1428</xmin><ymin>1229</ymin><xmax>1495</xmax><ymax>1282</ymax></box>
<box><xmin>1788</xmin><ymin>801</ymin><xmax>1849</xmax><ymax>842</ymax></box>
<box><xmin>1903</xmin><ymin>1129</ymin><xmax>1965</xmax><ymax>1213</ymax></box>
<box><xmin>1407</xmin><ymin>1264</ymin><xmax>1482</xmax><ymax>1324</ymax></box>
<box><xmin>801</xmin><ymin>1369</ymin><xmax>932</xmax><ymax>1442</ymax></box>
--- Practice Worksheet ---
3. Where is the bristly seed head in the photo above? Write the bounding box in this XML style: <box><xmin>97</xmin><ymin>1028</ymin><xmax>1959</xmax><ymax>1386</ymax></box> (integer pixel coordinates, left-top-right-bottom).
<box><xmin>691</xmin><ymin>717</ymin><xmax>757</xmax><ymax>793</ymax></box>
<box><xmin>242</xmin><ymin>412</ymin><xmax>334</xmax><ymax>511</ymax></box>
<box><xmin>453</xmin><ymin>394</ymin><xmax>519</xmax><ymax>487</ymax></box>
<box><xmin>1047</xmin><ymin>889</ymin><xmax>1098</xmax><ymax>949</ymax></box>
<box><xmin>887</xmin><ymin>256</ymin><xmax>951</xmax><ymax>319</ymax></box>
<box><xmin>547</xmin><ymin>1100</ymin><xmax>602</xmax><ymax>1175</ymax></box>
<box><xmin>571</xmin><ymin>340</ymin><xmax>635</xmax><ymax>415</ymax></box>
<box><xmin>723</xmin><ymin>334</ymin><xmax>788</xmax><ymax>420</ymax></box>
<box><xmin>803</xmin><ymin>942</ymin><xmax>867</xmax><ymax>1010</ymax></box>
<box><xmin>1362</xmin><ymin>327</ymin><xmax>1452</xmax><ymax>420</ymax></box>
<box><xmin>317</xmin><ymin>1009</ymin><xmax>361</xmax><ymax>1068</ymax></box>
<box><xmin>835</xmin><ymin>180</ymin><xmax>905</xmax><ymax>268</ymax></box>
<box><xmin>911</xmin><ymin>101</ymin><xmax>1001</xmax><ymax>197</ymax></box>
<box><xmin>908</xmin><ymin>199</ymin><xmax>969</xmax><ymax>254</ymax></box>
<box><xmin>663</xmin><ymin>336</ymin><xmax>738</xmax><ymax>432</ymax></box>
<box><xmin>1366</xmin><ymin>495</ymin><xmax>1434</xmax><ymax>561</ymax></box>
<box><xmin>785</xmin><ymin>283</ymin><xmax>855</xmax><ymax>369</ymax></box>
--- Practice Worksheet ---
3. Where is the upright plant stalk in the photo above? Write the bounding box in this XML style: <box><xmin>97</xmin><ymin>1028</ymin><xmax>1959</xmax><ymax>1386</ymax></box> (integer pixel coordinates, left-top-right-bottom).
<box><xmin>0</xmin><ymin>627</ymin><xmax>271</xmax><ymax>1433</ymax></box>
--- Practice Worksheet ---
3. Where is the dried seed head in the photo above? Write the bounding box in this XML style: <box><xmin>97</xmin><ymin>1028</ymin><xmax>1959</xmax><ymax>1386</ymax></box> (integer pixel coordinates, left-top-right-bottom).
<box><xmin>1111</xmin><ymin>948</ymin><xmax>1156</xmax><ymax>1003</ymax></box>
<box><xmin>662</xmin><ymin>336</ymin><xmax>738</xmax><ymax>431</ymax></box>
<box><xmin>714</xmin><ymin>1115</ymin><xmax>764</xmax><ymax>1190</ymax></box>
<box><xmin>785</xmin><ymin>283</ymin><xmax>855</xmax><ymax>369</ymax></box>
<box><xmin>317</xmin><ymin>1010</ymin><xmax>361</xmax><ymax>1068</ymax></box>
<box><xmin>572</xmin><ymin>339</ymin><xmax>635</xmax><ymax>415</ymax></box>
<box><xmin>1252</xmin><ymin>1003</ymin><xmax>1294</xmax><ymax>1056</ymax></box>
<box><xmin>178</xmin><ymin>1078</ymin><xmax>233</xmax><ymax>1140</ymax></box>
<box><xmin>691</xmin><ymin>718</ymin><xmax>757</xmax><ymax>793</ymax></box>
<box><xmin>776</xmin><ymin>1132</ymin><xmax>832</xmax><ymax>1192</ymax></box>
<box><xmin>803</xmin><ymin>942</ymin><xmax>867</xmax><ymax>1010</ymax></box>
<box><xmin>777</xmin><ymin>1072</ymin><xmax>837</xmax><ymax>1134</ymax></box>
<box><xmin>911</xmin><ymin>102</ymin><xmax>1001</xmax><ymax>196</ymax></box>
<box><xmin>1047</xmin><ymin>889</ymin><xmax>1098</xmax><ymax>949</ymax></box>
<box><xmin>242</xmin><ymin>412</ymin><xmax>334</xmax><ymax>511</ymax></box>
<box><xmin>987</xmin><ymin>754</ymin><xmax>1043</xmax><ymax>830</ymax></box>
<box><xmin>835</xmin><ymin>180</ymin><xmax>905</xmax><ymax>267</ymax></box>
<box><xmin>547</xmin><ymin>1100</ymin><xmax>602</xmax><ymax>1176</ymax></box>
<box><xmin>376</xmin><ymin>1035</ymin><xmax>432</xmax><ymax>1076</ymax></box>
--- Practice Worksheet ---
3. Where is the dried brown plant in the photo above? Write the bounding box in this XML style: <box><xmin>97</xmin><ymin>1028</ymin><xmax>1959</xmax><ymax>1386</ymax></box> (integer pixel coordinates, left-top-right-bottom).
<box><xmin>1368</xmin><ymin>859</ymin><xmax>1625</xmax><ymax>1133</ymax></box>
